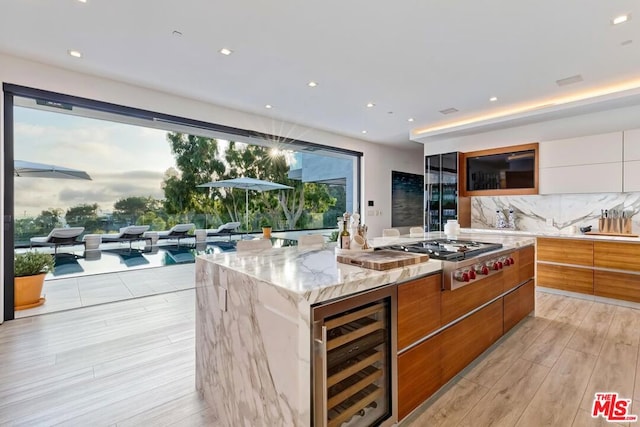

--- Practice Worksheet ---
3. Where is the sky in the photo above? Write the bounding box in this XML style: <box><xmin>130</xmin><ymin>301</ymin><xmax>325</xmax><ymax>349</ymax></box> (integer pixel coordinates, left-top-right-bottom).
<box><xmin>14</xmin><ymin>107</ymin><xmax>176</xmax><ymax>218</ymax></box>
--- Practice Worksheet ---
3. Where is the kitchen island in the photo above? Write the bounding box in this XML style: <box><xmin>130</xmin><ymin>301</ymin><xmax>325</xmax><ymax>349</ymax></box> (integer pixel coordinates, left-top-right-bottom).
<box><xmin>195</xmin><ymin>232</ymin><xmax>535</xmax><ymax>426</ymax></box>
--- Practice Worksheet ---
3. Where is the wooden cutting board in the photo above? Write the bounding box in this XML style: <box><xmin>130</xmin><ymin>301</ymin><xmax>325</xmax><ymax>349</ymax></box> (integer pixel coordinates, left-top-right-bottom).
<box><xmin>336</xmin><ymin>250</ymin><xmax>429</xmax><ymax>271</ymax></box>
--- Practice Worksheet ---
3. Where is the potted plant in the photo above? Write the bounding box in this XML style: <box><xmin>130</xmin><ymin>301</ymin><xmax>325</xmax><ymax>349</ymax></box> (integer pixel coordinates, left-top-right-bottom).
<box><xmin>260</xmin><ymin>218</ymin><xmax>272</xmax><ymax>239</ymax></box>
<box><xmin>14</xmin><ymin>251</ymin><xmax>55</xmax><ymax>310</ymax></box>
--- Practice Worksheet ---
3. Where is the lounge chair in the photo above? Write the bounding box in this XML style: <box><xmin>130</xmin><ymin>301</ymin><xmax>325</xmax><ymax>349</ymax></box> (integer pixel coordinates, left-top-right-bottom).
<box><xmin>157</xmin><ymin>223</ymin><xmax>195</xmax><ymax>245</ymax></box>
<box><xmin>206</xmin><ymin>221</ymin><xmax>241</xmax><ymax>241</ymax></box>
<box><xmin>30</xmin><ymin>227</ymin><xmax>85</xmax><ymax>254</ymax></box>
<box><xmin>101</xmin><ymin>225</ymin><xmax>151</xmax><ymax>249</ymax></box>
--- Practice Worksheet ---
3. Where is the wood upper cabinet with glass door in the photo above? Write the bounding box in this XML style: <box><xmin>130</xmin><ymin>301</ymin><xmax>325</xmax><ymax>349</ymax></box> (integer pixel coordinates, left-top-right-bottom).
<box><xmin>460</xmin><ymin>143</ymin><xmax>539</xmax><ymax>196</ymax></box>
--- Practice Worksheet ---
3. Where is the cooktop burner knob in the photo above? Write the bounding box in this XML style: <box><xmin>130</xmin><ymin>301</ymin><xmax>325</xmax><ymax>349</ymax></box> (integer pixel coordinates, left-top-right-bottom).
<box><xmin>468</xmin><ymin>269</ymin><xmax>476</xmax><ymax>280</ymax></box>
<box><xmin>497</xmin><ymin>261</ymin><xmax>504</xmax><ymax>270</ymax></box>
<box><xmin>503</xmin><ymin>258</ymin><xmax>511</xmax><ymax>266</ymax></box>
<box><xmin>454</xmin><ymin>271</ymin><xmax>470</xmax><ymax>282</ymax></box>
<box><xmin>481</xmin><ymin>265</ymin><xmax>489</xmax><ymax>275</ymax></box>
<box><xmin>509</xmin><ymin>257</ymin><xmax>515</xmax><ymax>265</ymax></box>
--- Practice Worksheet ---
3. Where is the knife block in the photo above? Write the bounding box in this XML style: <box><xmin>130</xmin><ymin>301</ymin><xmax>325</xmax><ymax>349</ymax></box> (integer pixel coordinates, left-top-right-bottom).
<box><xmin>599</xmin><ymin>218</ymin><xmax>632</xmax><ymax>234</ymax></box>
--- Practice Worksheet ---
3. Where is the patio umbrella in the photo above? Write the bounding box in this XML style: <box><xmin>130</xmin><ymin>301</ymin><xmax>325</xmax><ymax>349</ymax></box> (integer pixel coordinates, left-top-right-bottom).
<box><xmin>197</xmin><ymin>177</ymin><xmax>293</xmax><ymax>232</ymax></box>
<box><xmin>14</xmin><ymin>160</ymin><xmax>92</xmax><ymax>180</ymax></box>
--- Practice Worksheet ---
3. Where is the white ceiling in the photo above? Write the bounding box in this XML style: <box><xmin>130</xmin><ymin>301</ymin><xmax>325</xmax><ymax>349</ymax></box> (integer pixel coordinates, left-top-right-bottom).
<box><xmin>1</xmin><ymin>0</ymin><xmax>639</xmax><ymax>149</ymax></box>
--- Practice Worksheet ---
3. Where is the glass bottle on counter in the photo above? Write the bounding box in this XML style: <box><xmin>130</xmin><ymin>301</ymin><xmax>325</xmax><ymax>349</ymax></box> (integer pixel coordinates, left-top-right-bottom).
<box><xmin>341</xmin><ymin>220</ymin><xmax>351</xmax><ymax>249</ymax></box>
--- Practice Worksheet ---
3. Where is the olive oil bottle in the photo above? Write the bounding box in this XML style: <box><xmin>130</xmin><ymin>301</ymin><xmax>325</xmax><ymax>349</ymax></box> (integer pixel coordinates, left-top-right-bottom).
<box><xmin>340</xmin><ymin>219</ymin><xmax>351</xmax><ymax>249</ymax></box>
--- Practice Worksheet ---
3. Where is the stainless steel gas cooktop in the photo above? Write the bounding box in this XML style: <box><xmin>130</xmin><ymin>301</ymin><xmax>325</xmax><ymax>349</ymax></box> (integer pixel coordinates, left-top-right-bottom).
<box><xmin>385</xmin><ymin>238</ymin><xmax>503</xmax><ymax>261</ymax></box>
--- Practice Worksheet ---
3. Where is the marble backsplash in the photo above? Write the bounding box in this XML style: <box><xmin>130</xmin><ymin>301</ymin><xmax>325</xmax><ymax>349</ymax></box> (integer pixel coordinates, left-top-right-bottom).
<box><xmin>472</xmin><ymin>193</ymin><xmax>640</xmax><ymax>234</ymax></box>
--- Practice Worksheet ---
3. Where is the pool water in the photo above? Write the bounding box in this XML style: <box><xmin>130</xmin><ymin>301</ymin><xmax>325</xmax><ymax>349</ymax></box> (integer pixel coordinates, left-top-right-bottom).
<box><xmin>45</xmin><ymin>238</ymin><xmax>295</xmax><ymax>279</ymax></box>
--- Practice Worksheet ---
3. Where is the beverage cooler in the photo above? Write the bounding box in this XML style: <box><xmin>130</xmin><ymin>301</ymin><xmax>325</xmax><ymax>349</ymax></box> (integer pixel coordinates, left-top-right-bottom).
<box><xmin>312</xmin><ymin>286</ymin><xmax>397</xmax><ymax>427</ymax></box>
<box><xmin>425</xmin><ymin>152</ymin><xmax>469</xmax><ymax>232</ymax></box>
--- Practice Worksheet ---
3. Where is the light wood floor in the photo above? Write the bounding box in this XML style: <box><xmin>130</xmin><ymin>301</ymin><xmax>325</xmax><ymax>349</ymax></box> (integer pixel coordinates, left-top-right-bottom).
<box><xmin>1</xmin><ymin>289</ymin><xmax>638</xmax><ymax>426</ymax></box>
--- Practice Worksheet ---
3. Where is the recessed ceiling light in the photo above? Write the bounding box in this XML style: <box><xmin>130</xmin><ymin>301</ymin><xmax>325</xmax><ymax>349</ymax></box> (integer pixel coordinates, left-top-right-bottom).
<box><xmin>366</xmin><ymin>102</ymin><xmax>375</xmax><ymax>108</ymax></box>
<box><xmin>307</xmin><ymin>81</ymin><xmax>318</xmax><ymax>87</ymax></box>
<box><xmin>77</xmin><ymin>0</ymin><xmax>87</xmax><ymax>3</ymax></box>
<box><xmin>621</xmin><ymin>39</ymin><xmax>633</xmax><ymax>46</ymax></box>
<box><xmin>489</xmin><ymin>97</ymin><xmax>498</xmax><ymax>102</ymax></box>
<box><xmin>219</xmin><ymin>48</ymin><xmax>233</xmax><ymax>56</ymax></box>
<box><xmin>67</xmin><ymin>50</ymin><xmax>82</xmax><ymax>58</ymax></box>
<box><xmin>265</xmin><ymin>104</ymin><xmax>272</xmax><ymax>109</ymax></box>
<box><xmin>439</xmin><ymin>107</ymin><xmax>459</xmax><ymax>115</ymax></box>
<box><xmin>361</xmin><ymin>130</ymin><xmax>367</xmax><ymax>134</ymax></box>
<box><xmin>612</xmin><ymin>14</ymin><xmax>631</xmax><ymax>25</ymax></box>
<box><xmin>408</xmin><ymin>118</ymin><xmax>414</xmax><ymax>122</ymax></box>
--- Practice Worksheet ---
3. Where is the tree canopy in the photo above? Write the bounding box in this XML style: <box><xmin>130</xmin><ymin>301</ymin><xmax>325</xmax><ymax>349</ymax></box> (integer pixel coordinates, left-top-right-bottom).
<box><xmin>162</xmin><ymin>133</ymin><xmax>338</xmax><ymax>231</ymax></box>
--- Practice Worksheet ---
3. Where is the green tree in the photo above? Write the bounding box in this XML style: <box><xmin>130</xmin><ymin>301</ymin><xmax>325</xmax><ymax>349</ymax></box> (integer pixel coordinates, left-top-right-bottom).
<box><xmin>162</xmin><ymin>133</ymin><xmax>225</xmax><ymax>215</ymax></box>
<box><xmin>34</xmin><ymin>208</ymin><xmax>63</xmax><ymax>232</ymax></box>
<box><xmin>164</xmin><ymin>133</ymin><xmax>337</xmax><ymax>231</ymax></box>
<box><xmin>113</xmin><ymin>196</ymin><xmax>161</xmax><ymax>224</ymax></box>
<box><xmin>65</xmin><ymin>203</ymin><xmax>102</xmax><ymax>233</ymax></box>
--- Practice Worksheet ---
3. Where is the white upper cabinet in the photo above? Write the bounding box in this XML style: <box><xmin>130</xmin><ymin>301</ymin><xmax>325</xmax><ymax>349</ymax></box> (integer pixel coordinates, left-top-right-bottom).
<box><xmin>623</xmin><ymin>128</ymin><xmax>640</xmax><ymax>191</ymax></box>
<box><xmin>623</xmin><ymin>129</ymin><xmax>640</xmax><ymax>161</ymax></box>
<box><xmin>539</xmin><ymin>132</ymin><xmax>623</xmax><ymax>194</ymax></box>
<box><xmin>539</xmin><ymin>132</ymin><xmax>623</xmax><ymax>168</ymax></box>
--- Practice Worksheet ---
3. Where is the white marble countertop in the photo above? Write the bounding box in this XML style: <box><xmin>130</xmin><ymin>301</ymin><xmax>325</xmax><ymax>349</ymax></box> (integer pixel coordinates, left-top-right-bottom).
<box><xmin>198</xmin><ymin>245</ymin><xmax>442</xmax><ymax>303</ymax></box>
<box><xmin>198</xmin><ymin>231</ymin><xmax>536</xmax><ymax>303</ymax></box>
<box><xmin>459</xmin><ymin>227</ymin><xmax>640</xmax><ymax>243</ymax></box>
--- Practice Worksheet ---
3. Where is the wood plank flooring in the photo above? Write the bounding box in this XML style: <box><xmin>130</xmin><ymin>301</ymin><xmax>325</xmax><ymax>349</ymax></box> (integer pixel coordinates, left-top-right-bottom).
<box><xmin>1</xmin><ymin>288</ymin><xmax>639</xmax><ymax>426</ymax></box>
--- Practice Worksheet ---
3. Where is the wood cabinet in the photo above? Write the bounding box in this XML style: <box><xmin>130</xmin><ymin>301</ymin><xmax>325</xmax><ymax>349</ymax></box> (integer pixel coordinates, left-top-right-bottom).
<box><xmin>536</xmin><ymin>237</ymin><xmax>640</xmax><ymax>302</ymax></box>
<box><xmin>504</xmin><ymin>280</ymin><xmax>535</xmax><ymax>332</ymax></box>
<box><xmin>396</xmin><ymin>244</ymin><xmax>535</xmax><ymax>421</ymax></box>
<box><xmin>397</xmin><ymin>274</ymin><xmax>441</xmax><ymax>351</ymax></box>
<box><xmin>518</xmin><ymin>245</ymin><xmax>535</xmax><ymax>284</ymax></box>
<box><xmin>440</xmin><ymin>299</ymin><xmax>504</xmax><ymax>384</ymax></box>
<box><xmin>397</xmin><ymin>333</ymin><xmax>442</xmax><ymax>420</ymax></box>
<box><xmin>441</xmin><ymin>272</ymin><xmax>503</xmax><ymax>325</ymax></box>
<box><xmin>594</xmin><ymin>241</ymin><xmax>640</xmax><ymax>272</ymax></box>
<box><xmin>537</xmin><ymin>237</ymin><xmax>593</xmax><ymax>266</ymax></box>
<box><xmin>459</xmin><ymin>143</ymin><xmax>539</xmax><ymax>197</ymax></box>
<box><xmin>397</xmin><ymin>299</ymin><xmax>504</xmax><ymax>420</ymax></box>
<box><xmin>594</xmin><ymin>270</ymin><xmax>640</xmax><ymax>303</ymax></box>
<box><xmin>537</xmin><ymin>263</ymin><xmax>593</xmax><ymax>295</ymax></box>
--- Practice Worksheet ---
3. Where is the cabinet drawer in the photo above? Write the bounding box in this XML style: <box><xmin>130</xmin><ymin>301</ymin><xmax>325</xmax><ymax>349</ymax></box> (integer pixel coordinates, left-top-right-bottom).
<box><xmin>594</xmin><ymin>270</ymin><xmax>640</xmax><ymax>303</ymax></box>
<box><xmin>440</xmin><ymin>299</ymin><xmax>504</xmax><ymax>383</ymax></box>
<box><xmin>594</xmin><ymin>241</ymin><xmax>640</xmax><ymax>272</ymax></box>
<box><xmin>441</xmin><ymin>272</ymin><xmax>503</xmax><ymax>325</ymax></box>
<box><xmin>397</xmin><ymin>334</ymin><xmax>443</xmax><ymax>420</ymax></box>
<box><xmin>504</xmin><ymin>280</ymin><xmax>534</xmax><ymax>333</ymax></box>
<box><xmin>503</xmin><ymin>250</ymin><xmax>519</xmax><ymax>293</ymax></box>
<box><xmin>397</xmin><ymin>274</ymin><xmax>441</xmax><ymax>350</ymax></box>
<box><xmin>537</xmin><ymin>237</ymin><xmax>593</xmax><ymax>266</ymax></box>
<box><xmin>518</xmin><ymin>245</ymin><xmax>535</xmax><ymax>284</ymax></box>
<box><xmin>537</xmin><ymin>263</ymin><xmax>593</xmax><ymax>294</ymax></box>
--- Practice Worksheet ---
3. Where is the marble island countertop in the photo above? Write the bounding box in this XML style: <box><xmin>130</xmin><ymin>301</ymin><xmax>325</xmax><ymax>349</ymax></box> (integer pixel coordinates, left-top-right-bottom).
<box><xmin>197</xmin><ymin>231</ymin><xmax>536</xmax><ymax>305</ymax></box>
<box><xmin>198</xmin><ymin>245</ymin><xmax>442</xmax><ymax>304</ymax></box>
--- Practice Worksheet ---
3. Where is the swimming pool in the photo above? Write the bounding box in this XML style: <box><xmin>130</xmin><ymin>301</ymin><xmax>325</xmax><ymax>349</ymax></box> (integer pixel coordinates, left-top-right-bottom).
<box><xmin>43</xmin><ymin>238</ymin><xmax>295</xmax><ymax>279</ymax></box>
